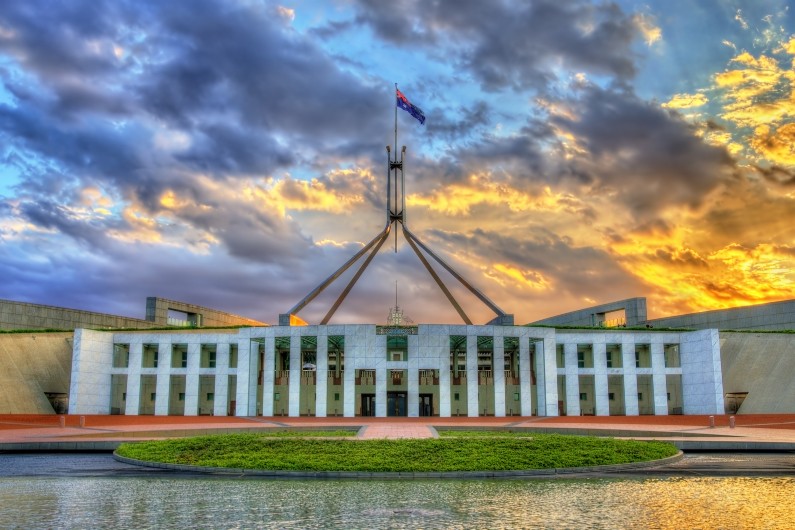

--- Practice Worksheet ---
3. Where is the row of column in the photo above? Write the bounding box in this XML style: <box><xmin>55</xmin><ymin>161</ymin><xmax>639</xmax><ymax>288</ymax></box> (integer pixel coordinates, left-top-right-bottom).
<box><xmin>561</xmin><ymin>341</ymin><xmax>678</xmax><ymax>416</ymax></box>
<box><xmin>239</xmin><ymin>334</ymin><xmax>538</xmax><ymax>418</ymax></box>
<box><xmin>121</xmin><ymin>342</ymin><xmax>236</xmax><ymax>416</ymax></box>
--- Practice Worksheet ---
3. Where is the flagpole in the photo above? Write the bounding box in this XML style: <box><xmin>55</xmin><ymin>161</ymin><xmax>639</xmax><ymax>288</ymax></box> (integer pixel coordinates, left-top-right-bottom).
<box><xmin>394</xmin><ymin>83</ymin><xmax>399</xmax><ymax>252</ymax></box>
<box><xmin>394</xmin><ymin>83</ymin><xmax>398</xmax><ymax>162</ymax></box>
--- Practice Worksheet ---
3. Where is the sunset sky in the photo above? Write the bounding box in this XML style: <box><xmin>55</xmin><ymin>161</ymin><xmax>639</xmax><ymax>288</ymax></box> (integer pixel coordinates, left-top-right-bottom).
<box><xmin>1</xmin><ymin>0</ymin><xmax>794</xmax><ymax>325</ymax></box>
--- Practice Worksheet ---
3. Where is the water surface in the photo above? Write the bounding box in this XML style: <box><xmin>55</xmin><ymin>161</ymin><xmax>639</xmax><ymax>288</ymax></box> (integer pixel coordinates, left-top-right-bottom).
<box><xmin>1</xmin><ymin>475</ymin><xmax>794</xmax><ymax>529</ymax></box>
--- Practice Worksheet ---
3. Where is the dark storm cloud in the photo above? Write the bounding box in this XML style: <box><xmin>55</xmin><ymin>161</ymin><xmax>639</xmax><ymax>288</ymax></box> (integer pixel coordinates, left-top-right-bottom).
<box><xmin>177</xmin><ymin>123</ymin><xmax>296</xmax><ymax>174</ymax></box>
<box><xmin>346</xmin><ymin>0</ymin><xmax>643</xmax><ymax>90</ymax></box>
<box><xmin>425</xmin><ymin>100</ymin><xmax>492</xmax><ymax>141</ymax></box>
<box><xmin>0</xmin><ymin>0</ymin><xmax>394</xmax><ymax>267</ymax></box>
<box><xmin>420</xmin><ymin>83</ymin><xmax>737</xmax><ymax>219</ymax></box>
<box><xmin>753</xmin><ymin>164</ymin><xmax>795</xmax><ymax>187</ymax></box>
<box><xmin>547</xmin><ymin>84</ymin><xmax>736</xmax><ymax>217</ymax></box>
<box><xmin>133</xmin><ymin>1</ymin><xmax>386</xmax><ymax>149</ymax></box>
<box><xmin>429</xmin><ymin>227</ymin><xmax>647</xmax><ymax>305</ymax></box>
<box><xmin>0</xmin><ymin>0</ymin><xmax>388</xmax><ymax>181</ymax></box>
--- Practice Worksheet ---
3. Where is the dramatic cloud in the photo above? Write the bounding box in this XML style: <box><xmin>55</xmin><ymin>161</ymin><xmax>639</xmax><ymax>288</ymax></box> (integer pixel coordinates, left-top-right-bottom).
<box><xmin>0</xmin><ymin>0</ymin><xmax>793</xmax><ymax>325</ymax></box>
<box><xmin>344</xmin><ymin>0</ymin><xmax>654</xmax><ymax>90</ymax></box>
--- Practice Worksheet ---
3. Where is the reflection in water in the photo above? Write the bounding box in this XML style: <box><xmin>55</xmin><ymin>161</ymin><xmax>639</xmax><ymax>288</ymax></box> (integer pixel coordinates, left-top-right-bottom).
<box><xmin>1</xmin><ymin>477</ymin><xmax>794</xmax><ymax>529</ymax></box>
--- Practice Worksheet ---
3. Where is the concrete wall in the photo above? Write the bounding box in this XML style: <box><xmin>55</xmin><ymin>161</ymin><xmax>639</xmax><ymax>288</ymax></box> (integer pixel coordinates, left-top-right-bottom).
<box><xmin>720</xmin><ymin>332</ymin><xmax>795</xmax><ymax>413</ymax></box>
<box><xmin>530</xmin><ymin>298</ymin><xmax>648</xmax><ymax>328</ymax></box>
<box><xmin>1</xmin><ymin>297</ymin><xmax>267</xmax><ymax>331</ymax></box>
<box><xmin>68</xmin><ymin>329</ymin><xmax>115</xmax><ymax>414</ymax></box>
<box><xmin>0</xmin><ymin>299</ymin><xmax>159</xmax><ymax>331</ymax></box>
<box><xmin>680</xmin><ymin>329</ymin><xmax>724</xmax><ymax>414</ymax></box>
<box><xmin>649</xmin><ymin>299</ymin><xmax>795</xmax><ymax>331</ymax></box>
<box><xmin>145</xmin><ymin>297</ymin><xmax>267</xmax><ymax>327</ymax></box>
<box><xmin>0</xmin><ymin>332</ymin><xmax>73</xmax><ymax>413</ymax></box>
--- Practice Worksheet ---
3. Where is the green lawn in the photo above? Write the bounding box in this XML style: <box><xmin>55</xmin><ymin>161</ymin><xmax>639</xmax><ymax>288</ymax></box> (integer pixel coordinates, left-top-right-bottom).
<box><xmin>115</xmin><ymin>432</ymin><xmax>678</xmax><ymax>472</ymax></box>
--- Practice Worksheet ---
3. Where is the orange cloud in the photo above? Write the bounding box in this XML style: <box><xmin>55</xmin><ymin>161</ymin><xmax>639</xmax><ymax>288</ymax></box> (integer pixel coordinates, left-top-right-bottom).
<box><xmin>486</xmin><ymin>263</ymin><xmax>553</xmax><ymax>291</ymax></box>
<box><xmin>750</xmin><ymin>123</ymin><xmax>795</xmax><ymax>165</ymax></box>
<box><xmin>245</xmin><ymin>169</ymin><xmax>371</xmax><ymax>217</ymax></box>
<box><xmin>407</xmin><ymin>176</ymin><xmax>587</xmax><ymax>217</ymax></box>
<box><xmin>708</xmin><ymin>43</ymin><xmax>795</xmax><ymax>166</ymax></box>
<box><xmin>662</xmin><ymin>92</ymin><xmax>708</xmax><ymax>109</ymax></box>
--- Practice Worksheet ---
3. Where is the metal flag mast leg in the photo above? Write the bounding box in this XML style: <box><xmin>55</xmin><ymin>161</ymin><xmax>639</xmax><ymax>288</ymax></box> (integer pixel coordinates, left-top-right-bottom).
<box><xmin>279</xmin><ymin>85</ymin><xmax>513</xmax><ymax>326</ymax></box>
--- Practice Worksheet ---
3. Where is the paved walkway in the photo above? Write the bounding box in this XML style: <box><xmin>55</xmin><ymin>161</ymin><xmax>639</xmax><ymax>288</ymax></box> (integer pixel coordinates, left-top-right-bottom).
<box><xmin>2</xmin><ymin>414</ymin><xmax>795</xmax><ymax>451</ymax></box>
<box><xmin>357</xmin><ymin>423</ymin><xmax>437</xmax><ymax>439</ymax></box>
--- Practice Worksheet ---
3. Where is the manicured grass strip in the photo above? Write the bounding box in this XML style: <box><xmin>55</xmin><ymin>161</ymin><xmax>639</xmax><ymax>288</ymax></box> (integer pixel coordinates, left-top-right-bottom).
<box><xmin>115</xmin><ymin>433</ymin><xmax>678</xmax><ymax>472</ymax></box>
<box><xmin>248</xmin><ymin>430</ymin><xmax>356</xmax><ymax>437</ymax></box>
<box><xmin>438</xmin><ymin>430</ymin><xmax>537</xmax><ymax>437</ymax></box>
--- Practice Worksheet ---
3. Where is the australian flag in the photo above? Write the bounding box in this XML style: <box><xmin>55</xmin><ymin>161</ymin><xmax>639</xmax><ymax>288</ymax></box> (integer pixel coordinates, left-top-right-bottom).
<box><xmin>396</xmin><ymin>88</ymin><xmax>426</xmax><ymax>125</ymax></box>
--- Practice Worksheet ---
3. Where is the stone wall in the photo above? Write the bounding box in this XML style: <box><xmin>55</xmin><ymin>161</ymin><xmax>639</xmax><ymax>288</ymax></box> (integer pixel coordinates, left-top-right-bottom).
<box><xmin>0</xmin><ymin>332</ymin><xmax>73</xmax><ymax>413</ymax></box>
<box><xmin>720</xmin><ymin>332</ymin><xmax>795</xmax><ymax>413</ymax></box>
<box><xmin>649</xmin><ymin>299</ymin><xmax>795</xmax><ymax>331</ymax></box>
<box><xmin>530</xmin><ymin>298</ymin><xmax>648</xmax><ymax>328</ymax></box>
<box><xmin>0</xmin><ymin>299</ymin><xmax>158</xmax><ymax>331</ymax></box>
<box><xmin>145</xmin><ymin>297</ymin><xmax>267</xmax><ymax>327</ymax></box>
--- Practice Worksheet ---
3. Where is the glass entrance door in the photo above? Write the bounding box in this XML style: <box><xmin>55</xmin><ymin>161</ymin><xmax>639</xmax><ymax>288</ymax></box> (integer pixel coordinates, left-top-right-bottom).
<box><xmin>387</xmin><ymin>392</ymin><xmax>407</xmax><ymax>416</ymax></box>
<box><xmin>419</xmin><ymin>393</ymin><xmax>433</xmax><ymax>416</ymax></box>
<box><xmin>361</xmin><ymin>394</ymin><xmax>375</xmax><ymax>416</ymax></box>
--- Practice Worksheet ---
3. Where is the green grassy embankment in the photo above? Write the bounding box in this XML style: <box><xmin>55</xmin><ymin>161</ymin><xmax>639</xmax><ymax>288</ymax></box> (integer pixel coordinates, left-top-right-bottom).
<box><xmin>115</xmin><ymin>431</ymin><xmax>678</xmax><ymax>472</ymax></box>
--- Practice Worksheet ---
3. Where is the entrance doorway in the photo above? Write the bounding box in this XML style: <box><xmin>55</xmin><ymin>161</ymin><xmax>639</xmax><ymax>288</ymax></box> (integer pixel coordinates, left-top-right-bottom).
<box><xmin>419</xmin><ymin>393</ymin><xmax>433</xmax><ymax>416</ymax></box>
<box><xmin>361</xmin><ymin>394</ymin><xmax>375</xmax><ymax>416</ymax></box>
<box><xmin>387</xmin><ymin>392</ymin><xmax>407</xmax><ymax>416</ymax></box>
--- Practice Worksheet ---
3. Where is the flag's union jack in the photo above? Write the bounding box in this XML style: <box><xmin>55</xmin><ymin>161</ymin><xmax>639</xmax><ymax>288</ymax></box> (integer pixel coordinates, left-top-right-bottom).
<box><xmin>396</xmin><ymin>88</ymin><xmax>426</xmax><ymax>125</ymax></box>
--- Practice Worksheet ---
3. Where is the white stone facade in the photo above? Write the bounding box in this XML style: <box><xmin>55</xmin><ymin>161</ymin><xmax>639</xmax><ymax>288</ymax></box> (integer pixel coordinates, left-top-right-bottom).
<box><xmin>69</xmin><ymin>325</ymin><xmax>724</xmax><ymax>417</ymax></box>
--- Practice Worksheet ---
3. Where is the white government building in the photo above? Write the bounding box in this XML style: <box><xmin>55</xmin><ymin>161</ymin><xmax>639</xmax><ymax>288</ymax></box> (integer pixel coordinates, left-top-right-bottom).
<box><xmin>69</xmin><ymin>324</ymin><xmax>724</xmax><ymax>418</ymax></box>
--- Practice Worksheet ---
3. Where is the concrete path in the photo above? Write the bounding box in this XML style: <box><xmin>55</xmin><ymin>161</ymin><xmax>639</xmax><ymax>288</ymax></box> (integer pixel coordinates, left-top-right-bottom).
<box><xmin>3</xmin><ymin>414</ymin><xmax>795</xmax><ymax>451</ymax></box>
<box><xmin>357</xmin><ymin>423</ymin><xmax>437</xmax><ymax>439</ymax></box>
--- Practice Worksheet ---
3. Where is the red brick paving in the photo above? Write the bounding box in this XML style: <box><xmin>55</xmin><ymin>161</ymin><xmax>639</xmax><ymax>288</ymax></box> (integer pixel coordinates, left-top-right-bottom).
<box><xmin>2</xmin><ymin>413</ymin><xmax>795</xmax><ymax>443</ymax></box>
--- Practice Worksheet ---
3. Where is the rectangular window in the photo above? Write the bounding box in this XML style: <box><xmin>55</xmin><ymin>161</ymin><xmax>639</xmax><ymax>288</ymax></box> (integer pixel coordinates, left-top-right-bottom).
<box><xmin>112</xmin><ymin>344</ymin><xmax>130</xmax><ymax>368</ymax></box>
<box><xmin>454</xmin><ymin>392</ymin><xmax>460</xmax><ymax>401</ymax></box>
<box><xmin>171</xmin><ymin>345</ymin><xmax>188</xmax><ymax>368</ymax></box>
<box><xmin>209</xmin><ymin>351</ymin><xmax>216</xmax><ymax>369</ymax></box>
<box><xmin>638</xmin><ymin>392</ymin><xmax>643</xmax><ymax>401</ymax></box>
<box><xmin>608</xmin><ymin>392</ymin><xmax>615</xmax><ymax>401</ymax></box>
<box><xmin>207</xmin><ymin>393</ymin><xmax>214</xmax><ymax>401</ymax></box>
<box><xmin>664</xmin><ymin>344</ymin><xmax>681</xmax><ymax>368</ymax></box>
<box><xmin>334</xmin><ymin>393</ymin><xmax>340</xmax><ymax>401</ymax></box>
<box><xmin>178</xmin><ymin>392</ymin><xmax>185</xmax><ymax>401</ymax></box>
<box><xmin>229</xmin><ymin>344</ymin><xmax>238</xmax><ymax>368</ymax></box>
<box><xmin>606</xmin><ymin>344</ymin><xmax>622</xmax><ymax>368</ymax></box>
<box><xmin>580</xmin><ymin>392</ymin><xmax>587</xmax><ymax>401</ymax></box>
<box><xmin>150</xmin><ymin>392</ymin><xmax>156</xmax><ymax>401</ymax></box>
<box><xmin>143</xmin><ymin>344</ymin><xmax>159</xmax><ymax>368</ymax></box>
<box><xmin>635</xmin><ymin>345</ymin><xmax>651</xmax><ymax>368</ymax></box>
<box><xmin>577</xmin><ymin>351</ymin><xmax>585</xmax><ymax>369</ymax></box>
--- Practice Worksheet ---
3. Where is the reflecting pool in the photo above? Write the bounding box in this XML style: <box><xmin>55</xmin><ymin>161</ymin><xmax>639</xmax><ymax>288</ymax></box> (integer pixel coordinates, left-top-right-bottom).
<box><xmin>1</xmin><ymin>476</ymin><xmax>794</xmax><ymax>529</ymax></box>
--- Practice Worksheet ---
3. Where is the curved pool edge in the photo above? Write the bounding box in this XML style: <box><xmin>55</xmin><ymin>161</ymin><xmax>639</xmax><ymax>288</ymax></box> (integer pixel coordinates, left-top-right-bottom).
<box><xmin>112</xmin><ymin>450</ymin><xmax>684</xmax><ymax>479</ymax></box>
